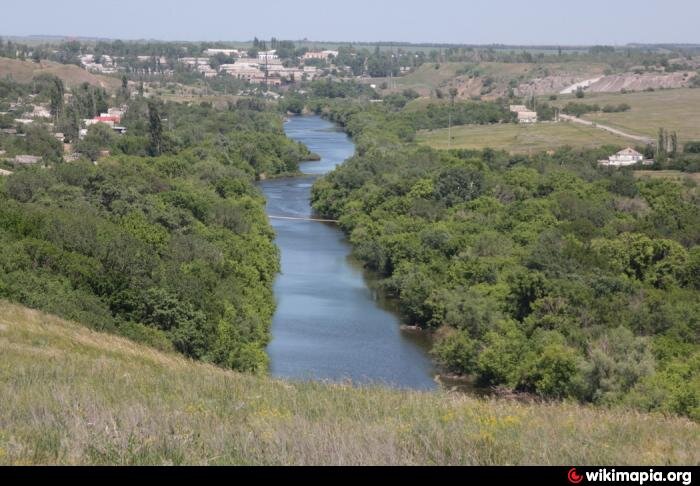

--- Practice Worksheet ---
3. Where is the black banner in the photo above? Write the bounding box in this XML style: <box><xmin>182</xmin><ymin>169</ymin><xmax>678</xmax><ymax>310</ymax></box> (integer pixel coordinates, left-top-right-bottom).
<box><xmin>1</xmin><ymin>466</ymin><xmax>698</xmax><ymax>484</ymax></box>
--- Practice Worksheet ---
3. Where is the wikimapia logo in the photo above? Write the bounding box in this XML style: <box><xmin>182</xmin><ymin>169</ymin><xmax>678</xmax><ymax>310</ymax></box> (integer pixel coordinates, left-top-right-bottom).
<box><xmin>567</xmin><ymin>468</ymin><xmax>693</xmax><ymax>485</ymax></box>
<box><xmin>568</xmin><ymin>468</ymin><xmax>584</xmax><ymax>484</ymax></box>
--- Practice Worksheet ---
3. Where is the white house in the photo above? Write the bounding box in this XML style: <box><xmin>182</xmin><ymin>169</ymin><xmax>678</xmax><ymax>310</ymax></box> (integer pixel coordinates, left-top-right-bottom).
<box><xmin>303</xmin><ymin>50</ymin><xmax>339</xmax><ymax>61</ymax></box>
<box><xmin>30</xmin><ymin>105</ymin><xmax>52</xmax><ymax>119</ymax></box>
<box><xmin>599</xmin><ymin>148</ymin><xmax>645</xmax><ymax>167</ymax></box>
<box><xmin>517</xmin><ymin>111</ymin><xmax>538</xmax><ymax>124</ymax></box>
<box><xmin>257</xmin><ymin>50</ymin><xmax>278</xmax><ymax>62</ymax></box>
<box><xmin>510</xmin><ymin>104</ymin><xmax>538</xmax><ymax>124</ymax></box>
<box><xmin>204</xmin><ymin>49</ymin><xmax>240</xmax><ymax>57</ymax></box>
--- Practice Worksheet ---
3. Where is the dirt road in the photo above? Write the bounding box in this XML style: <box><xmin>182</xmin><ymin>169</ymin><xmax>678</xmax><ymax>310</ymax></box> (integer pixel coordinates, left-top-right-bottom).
<box><xmin>559</xmin><ymin>114</ymin><xmax>654</xmax><ymax>145</ymax></box>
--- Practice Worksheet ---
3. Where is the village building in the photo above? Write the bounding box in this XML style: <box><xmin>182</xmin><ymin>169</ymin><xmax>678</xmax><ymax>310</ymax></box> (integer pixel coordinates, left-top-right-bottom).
<box><xmin>510</xmin><ymin>104</ymin><xmax>538</xmax><ymax>124</ymax></box>
<box><xmin>517</xmin><ymin>111</ymin><xmax>538</xmax><ymax>123</ymax></box>
<box><xmin>30</xmin><ymin>105</ymin><xmax>52</xmax><ymax>119</ymax></box>
<box><xmin>197</xmin><ymin>65</ymin><xmax>218</xmax><ymax>77</ymax></box>
<box><xmin>303</xmin><ymin>50</ymin><xmax>339</xmax><ymax>61</ymax></box>
<box><xmin>179</xmin><ymin>57</ymin><xmax>210</xmax><ymax>67</ymax></box>
<box><xmin>257</xmin><ymin>50</ymin><xmax>279</xmax><ymax>62</ymax></box>
<box><xmin>107</xmin><ymin>107</ymin><xmax>126</xmax><ymax>119</ymax></box>
<box><xmin>220</xmin><ymin>63</ymin><xmax>265</xmax><ymax>80</ymax></box>
<box><xmin>0</xmin><ymin>168</ymin><xmax>13</xmax><ymax>177</ymax></box>
<box><xmin>88</xmin><ymin>115</ymin><xmax>121</xmax><ymax>127</ymax></box>
<box><xmin>599</xmin><ymin>148</ymin><xmax>649</xmax><ymax>167</ymax></box>
<box><xmin>204</xmin><ymin>49</ymin><xmax>240</xmax><ymax>57</ymax></box>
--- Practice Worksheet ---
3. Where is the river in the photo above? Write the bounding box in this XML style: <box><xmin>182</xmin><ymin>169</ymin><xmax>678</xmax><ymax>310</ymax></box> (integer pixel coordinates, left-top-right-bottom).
<box><xmin>260</xmin><ymin>115</ymin><xmax>437</xmax><ymax>390</ymax></box>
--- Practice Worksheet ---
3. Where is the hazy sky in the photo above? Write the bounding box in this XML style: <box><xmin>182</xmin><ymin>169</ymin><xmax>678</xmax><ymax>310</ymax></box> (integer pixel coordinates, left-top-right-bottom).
<box><xmin>1</xmin><ymin>0</ymin><xmax>697</xmax><ymax>45</ymax></box>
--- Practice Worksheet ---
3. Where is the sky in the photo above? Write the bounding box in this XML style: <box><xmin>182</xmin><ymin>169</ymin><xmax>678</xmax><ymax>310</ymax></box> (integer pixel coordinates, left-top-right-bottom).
<box><xmin>1</xmin><ymin>0</ymin><xmax>698</xmax><ymax>45</ymax></box>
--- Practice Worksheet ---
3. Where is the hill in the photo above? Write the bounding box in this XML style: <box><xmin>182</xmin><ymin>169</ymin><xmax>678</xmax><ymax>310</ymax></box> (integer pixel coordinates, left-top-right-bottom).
<box><xmin>0</xmin><ymin>301</ymin><xmax>697</xmax><ymax>465</ymax></box>
<box><xmin>367</xmin><ymin>61</ymin><xmax>609</xmax><ymax>99</ymax></box>
<box><xmin>0</xmin><ymin>57</ymin><xmax>120</xmax><ymax>91</ymax></box>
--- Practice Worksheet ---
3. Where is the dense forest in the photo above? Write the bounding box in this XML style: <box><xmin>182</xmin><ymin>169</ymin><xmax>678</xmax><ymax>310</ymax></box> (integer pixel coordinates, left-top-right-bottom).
<box><xmin>312</xmin><ymin>100</ymin><xmax>700</xmax><ymax>419</ymax></box>
<box><xmin>0</xmin><ymin>86</ymin><xmax>314</xmax><ymax>373</ymax></box>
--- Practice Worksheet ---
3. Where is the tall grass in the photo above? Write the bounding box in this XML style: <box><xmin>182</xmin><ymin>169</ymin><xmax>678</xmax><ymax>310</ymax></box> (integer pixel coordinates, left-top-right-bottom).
<box><xmin>0</xmin><ymin>301</ymin><xmax>697</xmax><ymax>465</ymax></box>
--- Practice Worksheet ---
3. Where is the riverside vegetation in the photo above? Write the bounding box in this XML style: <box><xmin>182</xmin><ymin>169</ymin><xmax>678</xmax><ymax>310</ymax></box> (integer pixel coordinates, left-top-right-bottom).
<box><xmin>0</xmin><ymin>80</ymin><xmax>314</xmax><ymax>373</ymax></box>
<box><xmin>310</xmin><ymin>95</ymin><xmax>700</xmax><ymax>420</ymax></box>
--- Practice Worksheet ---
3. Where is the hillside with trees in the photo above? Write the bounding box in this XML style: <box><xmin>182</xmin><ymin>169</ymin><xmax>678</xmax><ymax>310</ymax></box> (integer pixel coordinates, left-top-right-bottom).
<box><xmin>0</xmin><ymin>82</ymin><xmax>314</xmax><ymax>373</ymax></box>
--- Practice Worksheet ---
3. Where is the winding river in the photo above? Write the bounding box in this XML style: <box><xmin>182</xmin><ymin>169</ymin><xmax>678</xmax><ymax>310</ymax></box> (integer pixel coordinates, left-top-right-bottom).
<box><xmin>260</xmin><ymin>115</ymin><xmax>437</xmax><ymax>390</ymax></box>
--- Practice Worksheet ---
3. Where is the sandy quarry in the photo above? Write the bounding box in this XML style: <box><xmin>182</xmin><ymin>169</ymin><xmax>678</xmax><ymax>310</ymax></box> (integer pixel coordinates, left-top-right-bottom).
<box><xmin>517</xmin><ymin>71</ymin><xmax>697</xmax><ymax>96</ymax></box>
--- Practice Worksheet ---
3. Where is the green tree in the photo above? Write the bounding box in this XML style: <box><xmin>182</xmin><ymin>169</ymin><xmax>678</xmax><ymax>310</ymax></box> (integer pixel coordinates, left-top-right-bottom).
<box><xmin>77</xmin><ymin>123</ymin><xmax>114</xmax><ymax>161</ymax></box>
<box><xmin>147</xmin><ymin>100</ymin><xmax>164</xmax><ymax>156</ymax></box>
<box><xmin>49</xmin><ymin>76</ymin><xmax>65</xmax><ymax>122</ymax></box>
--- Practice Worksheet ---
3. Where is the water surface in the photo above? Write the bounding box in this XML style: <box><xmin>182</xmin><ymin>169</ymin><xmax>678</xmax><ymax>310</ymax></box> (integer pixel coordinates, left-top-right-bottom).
<box><xmin>261</xmin><ymin>116</ymin><xmax>436</xmax><ymax>390</ymax></box>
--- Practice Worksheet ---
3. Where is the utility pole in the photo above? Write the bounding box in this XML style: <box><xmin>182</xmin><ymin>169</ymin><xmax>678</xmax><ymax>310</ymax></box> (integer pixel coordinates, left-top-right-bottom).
<box><xmin>264</xmin><ymin>38</ymin><xmax>271</xmax><ymax>92</ymax></box>
<box><xmin>448</xmin><ymin>88</ymin><xmax>457</xmax><ymax>150</ymax></box>
<box><xmin>448</xmin><ymin>109</ymin><xmax>452</xmax><ymax>150</ymax></box>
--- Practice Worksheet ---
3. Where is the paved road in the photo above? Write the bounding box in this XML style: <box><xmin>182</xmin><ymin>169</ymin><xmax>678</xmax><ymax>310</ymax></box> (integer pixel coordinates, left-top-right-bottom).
<box><xmin>559</xmin><ymin>114</ymin><xmax>654</xmax><ymax>145</ymax></box>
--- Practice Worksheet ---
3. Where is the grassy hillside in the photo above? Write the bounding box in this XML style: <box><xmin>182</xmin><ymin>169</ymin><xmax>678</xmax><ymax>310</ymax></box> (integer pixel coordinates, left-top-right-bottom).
<box><xmin>552</xmin><ymin>88</ymin><xmax>700</xmax><ymax>143</ymax></box>
<box><xmin>0</xmin><ymin>301</ymin><xmax>697</xmax><ymax>465</ymax></box>
<box><xmin>0</xmin><ymin>57</ymin><xmax>120</xmax><ymax>91</ymax></box>
<box><xmin>369</xmin><ymin>61</ymin><xmax>608</xmax><ymax>99</ymax></box>
<box><xmin>416</xmin><ymin>121</ymin><xmax>630</xmax><ymax>153</ymax></box>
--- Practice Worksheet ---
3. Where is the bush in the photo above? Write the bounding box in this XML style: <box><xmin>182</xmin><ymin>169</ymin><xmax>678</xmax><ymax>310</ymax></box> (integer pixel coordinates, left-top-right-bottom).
<box><xmin>685</xmin><ymin>141</ymin><xmax>700</xmax><ymax>154</ymax></box>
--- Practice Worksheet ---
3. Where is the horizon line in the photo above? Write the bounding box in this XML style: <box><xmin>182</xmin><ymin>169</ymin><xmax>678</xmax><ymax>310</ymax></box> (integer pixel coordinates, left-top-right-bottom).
<box><xmin>2</xmin><ymin>34</ymin><xmax>700</xmax><ymax>48</ymax></box>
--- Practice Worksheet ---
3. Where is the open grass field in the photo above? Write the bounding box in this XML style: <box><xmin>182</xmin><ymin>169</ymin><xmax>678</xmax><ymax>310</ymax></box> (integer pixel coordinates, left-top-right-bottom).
<box><xmin>416</xmin><ymin>121</ymin><xmax>631</xmax><ymax>153</ymax></box>
<box><xmin>372</xmin><ymin>62</ymin><xmax>467</xmax><ymax>94</ymax></box>
<box><xmin>0</xmin><ymin>300</ymin><xmax>697</xmax><ymax>465</ymax></box>
<box><xmin>552</xmin><ymin>88</ymin><xmax>700</xmax><ymax>143</ymax></box>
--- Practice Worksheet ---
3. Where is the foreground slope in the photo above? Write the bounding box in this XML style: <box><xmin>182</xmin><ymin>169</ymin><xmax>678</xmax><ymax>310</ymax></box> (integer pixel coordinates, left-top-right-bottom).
<box><xmin>0</xmin><ymin>301</ymin><xmax>697</xmax><ymax>465</ymax></box>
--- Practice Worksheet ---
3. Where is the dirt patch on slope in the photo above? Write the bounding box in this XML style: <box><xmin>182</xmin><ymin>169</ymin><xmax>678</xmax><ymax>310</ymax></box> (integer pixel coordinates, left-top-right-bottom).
<box><xmin>587</xmin><ymin>72</ymin><xmax>696</xmax><ymax>92</ymax></box>
<box><xmin>518</xmin><ymin>71</ymin><xmax>697</xmax><ymax>96</ymax></box>
<box><xmin>0</xmin><ymin>57</ymin><xmax>120</xmax><ymax>91</ymax></box>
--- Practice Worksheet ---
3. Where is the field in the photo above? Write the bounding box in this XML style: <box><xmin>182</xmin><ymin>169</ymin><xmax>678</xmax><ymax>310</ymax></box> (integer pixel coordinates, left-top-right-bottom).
<box><xmin>416</xmin><ymin>121</ymin><xmax>631</xmax><ymax>153</ymax></box>
<box><xmin>0</xmin><ymin>300</ymin><xmax>697</xmax><ymax>465</ymax></box>
<box><xmin>552</xmin><ymin>88</ymin><xmax>700</xmax><ymax>143</ymax></box>
<box><xmin>0</xmin><ymin>57</ymin><xmax>120</xmax><ymax>91</ymax></box>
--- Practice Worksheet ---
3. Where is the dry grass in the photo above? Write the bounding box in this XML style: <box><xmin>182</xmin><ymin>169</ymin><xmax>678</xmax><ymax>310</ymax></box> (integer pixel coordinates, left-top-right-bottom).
<box><xmin>0</xmin><ymin>57</ymin><xmax>120</xmax><ymax>91</ymax></box>
<box><xmin>0</xmin><ymin>300</ymin><xmax>697</xmax><ymax>465</ymax></box>
<box><xmin>416</xmin><ymin>121</ymin><xmax>630</xmax><ymax>153</ymax></box>
<box><xmin>552</xmin><ymin>88</ymin><xmax>700</xmax><ymax>143</ymax></box>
